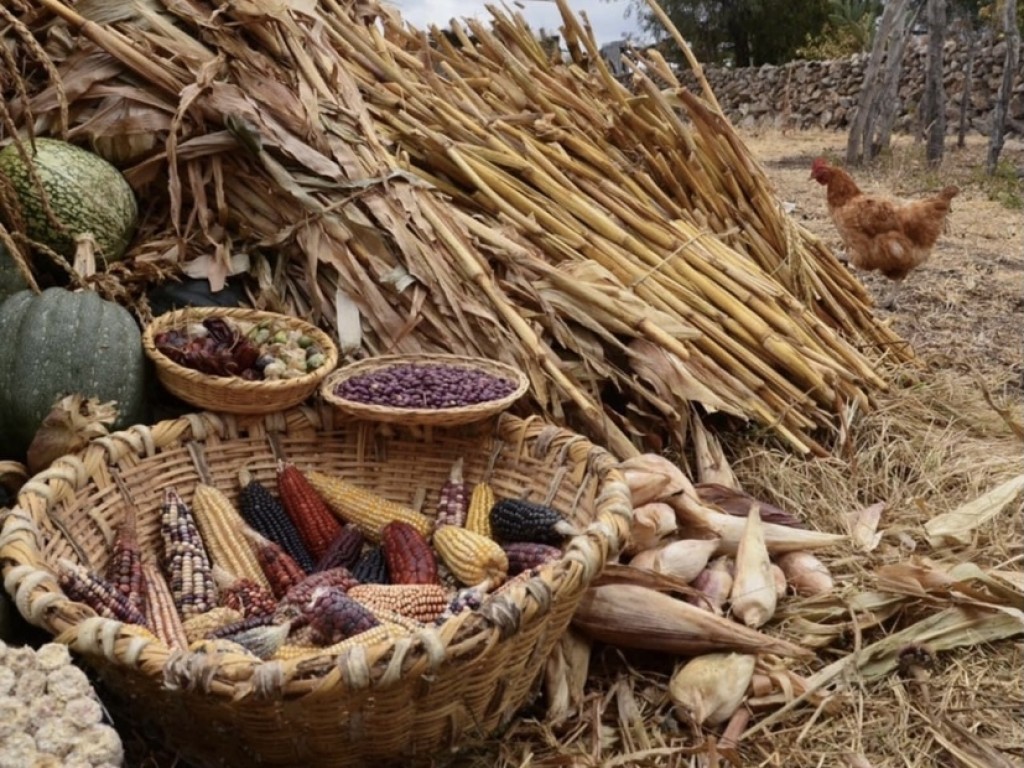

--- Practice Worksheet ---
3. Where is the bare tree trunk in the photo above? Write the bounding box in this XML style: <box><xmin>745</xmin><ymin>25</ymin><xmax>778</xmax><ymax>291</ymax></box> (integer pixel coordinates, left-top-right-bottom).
<box><xmin>847</xmin><ymin>0</ymin><xmax>915</xmax><ymax>166</ymax></box>
<box><xmin>987</xmin><ymin>0</ymin><xmax>1020</xmax><ymax>174</ymax></box>
<box><xmin>871</xmin><ymin>3</ymin><xmax>923</xmax><ymax>160</ymax></box>
<box><xmin>957</xmin><ymin>29</ymin><xmax>977</xmax><ymax>149</ymax></box>
<box><xmin>923</xmin><ymin>0</ymin><xmax>948</xmax><ymax>166</ymax></box>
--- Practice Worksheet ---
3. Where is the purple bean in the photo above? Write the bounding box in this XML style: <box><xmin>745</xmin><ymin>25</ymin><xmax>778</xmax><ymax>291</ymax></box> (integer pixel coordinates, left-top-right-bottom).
<box><xmin>333</xmin><ymin>363</ymin><xmax>517</xmax><ymax>409</ymax></box>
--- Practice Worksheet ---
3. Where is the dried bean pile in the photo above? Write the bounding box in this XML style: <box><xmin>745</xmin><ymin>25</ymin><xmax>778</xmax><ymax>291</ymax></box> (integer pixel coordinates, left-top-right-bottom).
<box><xmin>333</xmin><ymin>363</ymin><xmax>517</xmax><ymax>409</ymax></box>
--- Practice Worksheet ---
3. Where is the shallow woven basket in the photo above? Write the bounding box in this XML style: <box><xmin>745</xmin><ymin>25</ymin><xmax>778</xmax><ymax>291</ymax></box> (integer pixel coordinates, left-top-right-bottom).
<box><xmin>142</xmin><ymin>306</ymin><xmax>339</xmax><ymax>413</ymax></box>
<box><xmin>0</xmin><ymin>405</ymin><xmax>630</xmax><ymax>767</ymax></box>
<box><xmin>321</xmin><ymin>353</ymin><xmax>529</xmax><ymax>426</ymax></box>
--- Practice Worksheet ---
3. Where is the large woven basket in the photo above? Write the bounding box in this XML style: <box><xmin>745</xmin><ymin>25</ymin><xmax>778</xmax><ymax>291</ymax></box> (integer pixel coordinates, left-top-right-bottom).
<box><xmin>142</xmin><ymin>306</ymin><xmax>339</xmax><ymax>413</ymax></box>
<box><xmin>0</xmin><ymin>405</ymin><xmax>631</xmax><ymax>767</ymax></box>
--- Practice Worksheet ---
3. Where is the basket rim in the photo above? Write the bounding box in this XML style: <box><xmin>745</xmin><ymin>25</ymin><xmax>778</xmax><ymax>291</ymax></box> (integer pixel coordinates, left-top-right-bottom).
<box><xmin>0</xmin><ymin>405</ymin><xmax>631</xmax><ymax>702</ymax></box>
<box><xmin>141</xmin><ymin>306</ymin><xmax>340</xmax><ymax>395</ymax></box>
<box><xmin>320</xmin><ymin>353</ymin><xmax>529</xmax><ymax>425</ymax></box>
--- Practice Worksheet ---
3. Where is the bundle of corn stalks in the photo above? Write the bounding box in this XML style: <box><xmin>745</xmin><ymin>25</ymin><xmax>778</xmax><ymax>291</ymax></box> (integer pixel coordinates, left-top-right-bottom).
<box><xmin>1</xmin><ymin>0</ymin><xmax>907</xmax><ymax>458</ymax></box>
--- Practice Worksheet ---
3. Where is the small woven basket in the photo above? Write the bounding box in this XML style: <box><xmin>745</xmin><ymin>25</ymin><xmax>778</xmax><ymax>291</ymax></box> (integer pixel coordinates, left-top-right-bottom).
<box><xmin>0</xmin><ymin>405</ymin><xmax>630</xmax><ymax>767</ymax></box>
<box><xmin>320</xmin><ymin>353</ymin><xmax>529</xmax><ymax>427</ymax></box>
<box><xmin>142</xmin><ymin>306</ymin><xmax>339</xmax><ymax>413</ymax></box>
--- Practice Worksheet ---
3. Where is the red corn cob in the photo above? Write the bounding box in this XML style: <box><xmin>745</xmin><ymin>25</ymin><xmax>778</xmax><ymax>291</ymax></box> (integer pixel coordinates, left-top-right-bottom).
<box><xmin>277</xmin><ymin>462</ymin><xmax>344</xmax><ymax>560</ymax></box>
<box><xmin>244</xmin><ymin>527</ymin><xmax>307</xmax><ymax>599</ymax></box>
<box><xmin>381</xmin><ymin>521</ymin><xmax>439</xmax><ymax>585</ymax></box>
<box><xmin>213</xmin><ymin>566</ymin><xmax>278</xmax><ymax>618</ymax></box>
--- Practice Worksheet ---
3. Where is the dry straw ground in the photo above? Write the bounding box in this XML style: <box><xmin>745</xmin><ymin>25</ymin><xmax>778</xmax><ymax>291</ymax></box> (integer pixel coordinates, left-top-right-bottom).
<box><xmin>116</xmin><ymin>131</ymin><xmax>1023</xmax><ymax>768</ymax></box>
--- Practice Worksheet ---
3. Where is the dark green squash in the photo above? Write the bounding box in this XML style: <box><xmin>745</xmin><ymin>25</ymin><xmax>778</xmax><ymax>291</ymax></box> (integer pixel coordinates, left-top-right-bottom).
<box><xmin>0</xmin><ymin>287</ymin><xmax>150</xmax><ymax>461</ymax></box>
<box><xmin>0</xmin><ymin>242</ymin><xmax>30</xmax><ymax>300</ymax></box>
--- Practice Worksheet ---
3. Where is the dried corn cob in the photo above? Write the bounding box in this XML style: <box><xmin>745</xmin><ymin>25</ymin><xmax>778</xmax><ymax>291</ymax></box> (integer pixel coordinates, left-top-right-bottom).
<box><xmin>191</xmin><ymin>483</ymin><xmax>271</xmax><ymax>589</ymax></box>
<box><xmin>465</xmin><ymin>481</ymin><xmax>495</xmax><ymax>538</ymax></box>
<box><xmin>348</xmin><ymin>583</ymin><xmax>450</xmax><ymax>623</ymax></box>
<box><xmin>278</xmin><ymin>567</ymin><xmax>360</xmax><ymax>611</ymax></box>
<box><xmin>308</xmin><ymin>586</ymin><xmax>381</xmax><ymax>645</ymax></box>
<box><xmin>273</xmin><ymin>621</ymin><xmax>409</xmax><ymax>660</ymax></box>
<box><xmin>382</xmin><ymin>521</ymin><xmax>439</xmax><ymax>585</ymax></box>
<box><xmin>435</xmin><ymin>458</ymin><xmax>469</xmax><ymax>528</ymax></box>
<box><xmin>351</xmin><ymin>545</ymin><xmax>390</xmax><ymax>584</ymax></box>
<box><xmin>439</xmin><ymin>584</ymin><xmax>488</xmax><ymax>621</ymax></box>
<box><xmin>490</xmin><ymin>499</ymin><xmax>577</xmax><ymax>544</ymax></box>
<box><xmin>58</xmin><ymin>559</ymin><xmax>147</xmax><ymax>626</ymax></box>
<box><xmin>205</xmin><ymin>613</ymin><xmax>277</xmax><ymax>640</ymax></box>
<box><xmin>277</xmin><ymin>462</ymin><xmax>344</xmax><ymax>561</ymax></box>
<box><xmin>238</xmin><ymin>472</ymin><xmax>316</xmax><ymax>573</ymax></box>
<box><xmin>161</xmin><ymin>488</ymin><xmax>217</xmax><ymax>619</ymax></box>
<box><xmin>313</xmin><ymin>524</ymin><xmax>365</xmax><ymax>573</ymax></box>
<box><xmin>104</xmin><ymin>508</ymin><xmax>145</xmax><ymax>618</ymax></box>
<box><xmin>182</xmin><ymin>607</ymin><xmax>244</xmax><ymax>644</ymax></box>
<box><xmin>306</xmin><ymin>470</ymin><xmax>433</xmax><ymax>542</ymax></box>
<box><xmin>433</xmin><ymin>525</ymin><xmax>508</xmax><ymax>587</ymax></box>
<box><xmin>142</xmin><ymin>560</ymin><xmax>188</xmax><ymax>651</ymax></box>
<box><xmin>244</xmin><ymin>528</ymin><xmax>307</xmax><ymax>599</ymax></box>
<box><xmin>214</xmin><ymin>622</ymin><xmax>291</xmax><ymax>659</ymax></box>
<box><xmin>213</xmin><ymin>566</ymin><xmax>277</xmax><ymax>618</ymax></box>
<box><xmin>501</xmin><ymin>542</ymin><xmax>564</xmax><ymax>575</ymax></box>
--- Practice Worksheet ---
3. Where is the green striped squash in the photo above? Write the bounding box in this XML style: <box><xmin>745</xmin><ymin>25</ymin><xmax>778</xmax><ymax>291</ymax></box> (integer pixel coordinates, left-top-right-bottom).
<box><xmin>0</xmin><ymin>138</ymin><xmax>138</xmax><ymax>262</ymax></box>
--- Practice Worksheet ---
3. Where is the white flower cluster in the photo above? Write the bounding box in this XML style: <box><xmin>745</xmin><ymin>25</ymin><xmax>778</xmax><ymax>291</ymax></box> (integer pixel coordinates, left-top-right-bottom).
<box><xmin>0</xmin><ymin>640</ymin><xmax>123</xmax><ymax>768</ymax></box>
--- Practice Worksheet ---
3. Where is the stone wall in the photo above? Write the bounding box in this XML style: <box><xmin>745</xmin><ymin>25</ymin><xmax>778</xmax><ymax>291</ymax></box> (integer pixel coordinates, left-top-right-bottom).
<box><xmin>677</xmin><ymin>36</ymin><xmax>1024</xmax><ymax>135</ymax></box>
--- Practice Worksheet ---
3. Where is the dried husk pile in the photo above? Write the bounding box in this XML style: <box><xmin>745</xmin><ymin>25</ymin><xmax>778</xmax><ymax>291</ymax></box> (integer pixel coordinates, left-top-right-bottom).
<box><xmin>1</xmin><ymin>0</ymin><xmax>908</xmax><ymax>461</ymax></box>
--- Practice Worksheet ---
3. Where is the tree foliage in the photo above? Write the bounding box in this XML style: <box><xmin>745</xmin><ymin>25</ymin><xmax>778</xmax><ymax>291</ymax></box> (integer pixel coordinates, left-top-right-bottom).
<box><xmin>632</xmin><ymin>0</ymin><xmax>832</xmax><ymax>66</ymax></box>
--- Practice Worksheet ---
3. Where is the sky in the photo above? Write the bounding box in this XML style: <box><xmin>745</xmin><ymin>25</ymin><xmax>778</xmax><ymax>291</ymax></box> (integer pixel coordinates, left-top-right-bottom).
<box><xmin>387</xmin><ymin>0</ymin><xmax>647</xmax><ymax>47</ymax></box>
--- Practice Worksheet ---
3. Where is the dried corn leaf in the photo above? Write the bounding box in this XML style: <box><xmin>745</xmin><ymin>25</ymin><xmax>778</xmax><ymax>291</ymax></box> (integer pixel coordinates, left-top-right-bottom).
<box><xmin>845</xmin><ymin>501</ymin><xmax>884</xmax><ymax>552</ymax></box>
<box><xmin>924</xmin><ymin>474</ymin><xmax>1024</xmax><ymax>548</ymax></box>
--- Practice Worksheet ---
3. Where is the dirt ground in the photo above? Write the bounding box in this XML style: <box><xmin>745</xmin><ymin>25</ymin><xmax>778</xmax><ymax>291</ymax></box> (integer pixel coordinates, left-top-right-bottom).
<box><xmin>741</xmin><ymin>128</ymin><xmax>1024</xmax><ymax>392</ymax></box>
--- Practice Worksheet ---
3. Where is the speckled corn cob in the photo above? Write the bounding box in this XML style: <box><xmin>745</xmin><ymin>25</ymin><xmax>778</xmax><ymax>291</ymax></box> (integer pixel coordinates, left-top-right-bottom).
<box><xmin>182</xmin><ymin>607</ymin><xmax>245</xmax><ymax>644</ymax></box>
<box><xmin>273</xmin><ymin>621</ymin><xmax>409</xmax><ymax>660</ymax></box>
<box><xmin>205</xmin><ymin>613</ymin><xmax>277</xmax><ymax>640</ymax></box>
<box><xmin>347</xmin><ymin>583</ymin><xmax>450</xmax><ymax>623</ymax></box>
<box><xmin>104</xmin><ymin>510</ymin><xmax>145</xmax><ymax>619</ymax></box>
<box><xmin>57</xmin><ymin>559</ymin><xmax>147</xmax><ymax>626</ymax></box>
<box><xmin>435</xmin><ymin>458</ymin><xmax>469</xmax><ymax>528</ymax></box>
<box><xmin>161</xmin><ymin>488</ymin><xmax>218</xmax><ymax>618</ymax></box>
<box><xmin>214</xmin><ymin>567</ymin><xmax>278</xmax><ymax>618</ymax></box>
<box><xmin>278</xmin><ymin>566</ymin><xmax>360</xmax><ymax>610</ymax></box>
<box><xmin>501</xmin><ymin>542</ymin><xmax>564</xmax><ymax>575</ymax></box>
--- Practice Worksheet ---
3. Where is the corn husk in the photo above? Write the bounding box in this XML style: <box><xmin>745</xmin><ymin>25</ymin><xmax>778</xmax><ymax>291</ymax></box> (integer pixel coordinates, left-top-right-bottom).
<box><xmin>624</xmin><ymin>502</ymin><xmax>678</xmax><ymax>555</ymax></box>
<box><xmin>618</xmin><ymin>454</ymin><xmax>694</xmax><ymax>506</ymax></box>
<box><xmin>572</xmin><ymin>583</ymin><xmax>811</xmax><ymax>658</ymax></box>
<box><xmin>670</xmin><ymin>493</ymin><xmax>846</xmax><ymax>554</ymax></box>
<box><xmin>691</xmin><ymin>412</ymin><xmax>741</xmax><ymax>490</ymax></box>
<box><xmin>669</xmin><ymin>652</ymin><xmax>756</xmax><ymax>726</ymax></box>
<box><xmin>543</xmin><ymin>628</ymin><xmax>592</xmax><ymax>725</ymax></box>
<box><xmin>845</xmin><ymin>501</ymin><xmax>885</xmax><ymax>552</ymax></box>
<box><xmin>695</xmin><ymin>482</ymin><xmax>804</xmax><ymax>528</ymax></box>
<box><xmin>629</xmin><ymin>538</ymin><xmax>720</xmax><ymax>583</ymax></box>
<box><xmin>923</xmin><ymin>474</ymin><xmax>1024</xmax><ymax>548</ymax></box>
<box><xmin>687</xmin><ymin>556</ymin><xmax>734</xmax><ymax>614</ymax></box>
<box><xmin>770</xmin><ymin>563</ymin><xmax>788</xmax><ymax>599</ymax></box>
<box><xmin>777</xmin><ymin>551</ymin><xmax>835</xmax><ymax>597</ymax></box>
<box><xmin>729</xmin><ymin>506</ymin><xmax>777</xmax><ymax>628</ymax></box>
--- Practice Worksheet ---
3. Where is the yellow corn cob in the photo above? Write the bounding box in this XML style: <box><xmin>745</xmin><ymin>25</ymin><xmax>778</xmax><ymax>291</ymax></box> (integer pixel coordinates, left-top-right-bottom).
<box><xmin>347</xmin><ymin>583</ymin><xmax>450</xmax><ymax>623</ymax></box>
<box><xmin>464</xmin><ymin>482</ymin><xmax>494</xmax><ymax>539</ymax></box>
<box><xmin>191</xmin><ymin>483</ymin><xmax>272</xmax><ymax>590</ymax></box>
<box><xmin>433</xmin><ymin>525</ymin><xmax>509</xmax><ymax>588</ymax></box>
<box><xmin>182</xmin><ymin>606</ymin><xmax>244</xmax><ymax>644</ymax></box>
<box><xmin>306</xmin><ymin>471</ymin><xmax>433</xmax><ymax>543</ymax></box>
<box><xmin>142</xmin><ymin>560</ymin><xmax>188</xmax><ymax>651</ymax></box>
<box><xmin>273</xmin><ymin>621</ymin><xmax>411</xmax><ymax>660</ymax></box>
